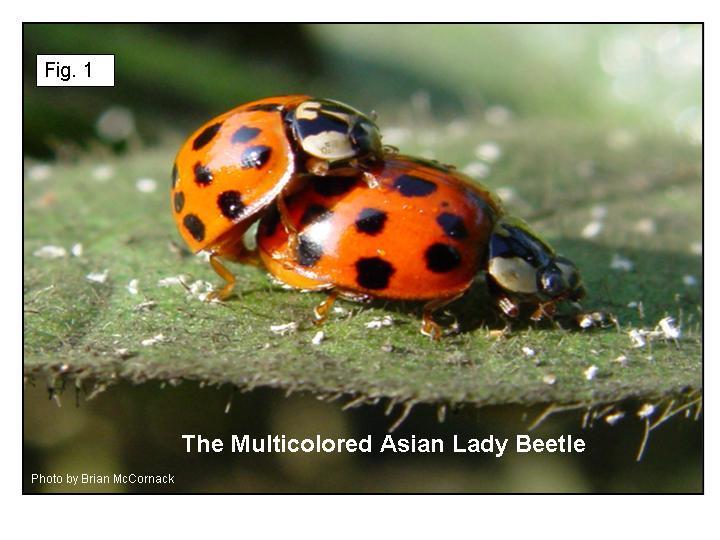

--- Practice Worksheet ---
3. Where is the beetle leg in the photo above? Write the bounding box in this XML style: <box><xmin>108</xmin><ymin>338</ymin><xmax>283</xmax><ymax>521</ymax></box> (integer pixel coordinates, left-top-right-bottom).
<box><xmin>530</xmin><ymin>301</ymin><xmax>557</xmax><ymax>322</ymax></box>
<box><xmin>276</xmin><ymin>193</ymin><xmax>300</xmax><ymax>257</ymax></box>
<box><xmin>421</xmin><ymin>293</ymin><xmax>465</xmax><ymax>340</ymax></box>
<box><xmin>207</xmin><ymin>254</ymin><xmax>237</xmax><ymax>301</ymax></box>
<box><xmin>313</xmin><ymin>290</ymin><xmax>339</xmax><ymax>325</ymax></box>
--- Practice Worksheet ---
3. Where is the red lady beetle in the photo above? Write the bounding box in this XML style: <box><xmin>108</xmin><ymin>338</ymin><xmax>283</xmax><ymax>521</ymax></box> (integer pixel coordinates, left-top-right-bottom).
<box><xmin>256</xmin><ymin>156</ymin><xmax>584</xmax><ymax>339</ymax></box>
<box><xmin>171</xmin><ymin>95</ymin><xmax>382</xmax><ymax>299</ymax></box>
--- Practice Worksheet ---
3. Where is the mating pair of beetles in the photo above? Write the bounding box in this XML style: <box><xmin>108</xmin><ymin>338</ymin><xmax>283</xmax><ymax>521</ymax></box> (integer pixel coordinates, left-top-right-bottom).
<box><xmin>171</xmin><ymin>95</ymin><xmax>584</xmax><ymax>339</ymax></box>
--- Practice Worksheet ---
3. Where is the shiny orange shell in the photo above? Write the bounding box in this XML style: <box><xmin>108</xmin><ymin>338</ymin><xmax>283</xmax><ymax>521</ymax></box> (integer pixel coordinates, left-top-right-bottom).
<box><xmin>171</xmin><ymin>95</ymin><xmax>309</xmax><ymax>254</ymax></box>
<box><xmin>257</xmin><ymin>156</ymin><xmax>505</xmax><ymax>301</ymax></box>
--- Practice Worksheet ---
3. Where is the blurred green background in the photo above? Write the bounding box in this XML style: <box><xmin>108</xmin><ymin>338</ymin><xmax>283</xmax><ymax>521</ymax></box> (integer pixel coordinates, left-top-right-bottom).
<box><xmin>23</xmin><ymin>23</ymin><xmax>702</xmax><ymax>493</ymax></box>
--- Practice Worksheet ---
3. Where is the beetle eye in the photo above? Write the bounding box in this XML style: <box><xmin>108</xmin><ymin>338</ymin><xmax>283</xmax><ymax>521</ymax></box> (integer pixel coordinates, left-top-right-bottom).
<box><xmin>540</xmin><ymin>266</ymin><xmax>565</xmax><ymax>297</ymax></box>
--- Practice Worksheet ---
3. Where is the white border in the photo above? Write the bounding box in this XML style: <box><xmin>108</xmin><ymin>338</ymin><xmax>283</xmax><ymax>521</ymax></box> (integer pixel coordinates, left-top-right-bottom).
<box><xmin>4</xmin><ymin>5</ymin><xmax>713</xmax><ymax>538</ymax></box>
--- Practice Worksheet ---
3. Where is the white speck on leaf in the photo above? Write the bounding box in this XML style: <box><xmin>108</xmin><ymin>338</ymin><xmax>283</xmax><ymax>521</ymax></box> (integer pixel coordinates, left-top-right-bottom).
<box><xmin>658</xmin><ymin>316</ymin><xmax>681</xmax><ymax>340</ymax></box>
<box><xmin>365</xmin><ymin>316</ymin><xmax>394</xmax><ymax>329</ymax></box>
<box><xmin>591</xmin><ymin>205</ymin><xmax>608</xmax><ymax>219</ymax></box>
<box><xmin>33</xmin><ymin>245</ymin><xmax>66</xmax><ymax>259</ymax></box>
<box><xmin>27</xmin><ymin>163</ymin><xmax>53</xmax><ymax>182</ymax></box>
<box><xmin>485</xmin><ymin>105</ymin><xmax>512</xmax><ymax>126</ymax></box>
<box><xmin>462</xmin><ymin>161</ymin><xmax>490</xmax><ymax>179</ymax></box>
<box><xmin>682</xmin><ymin>275</ymin><xmax>697</xmax><ymax>286</ymax></box>
<box><xmin>474</xmin><ymin>142</ymin><xmax>502</xmax><ymax>163</ymax></box>
<box><xmin>610</xmin><ymin>253</ymin><xmax>634</xmax><ymax>271</ymax></box>
<box><xmin>634</xmin><ymin>218</ymin><xmax>657</xmax><ymax>235</ymax></box>
<box><xmin>71</xmin><ymin>243</ymin><xmax>83</xmax><ymax>257</ymax></box>
<box><xmin>86</xmin><ymin>269</ymin><xmax>109</xmax><ymax>283</ymax></box>
<box><xmin>141</xmin><ymin>334</ymin><xmax>166</xmax><ymax>347</ymax></box>
<box><xmin>127</xmin><ymin>279</ymin><xmax>139</xmax><ymax>295</ymax></box>
<box><xmin>581</xmin><ymin>220</ymin><xmax>604</xmax><ymax>239</ymax></box>
<box><xmin>158</xmin><ymin>275</ymin><xmax>189</xmax><ymax>287</ymax></box>
<box><xmin>92</xmin><ymin>164</ymin><xmax>115</xmax><ymax>182</ymax></box>
<box><xmin>521</xmin><ymin>347</ymin><xmax>536</xmax><ymax>357</ymax></box>
<box><xmin>136</xmin><ymin>178</ymin><xmax>157</xmax><ymax>193</ymax></box>
<box><xmin>495</xmin><ymin>186</ymin><xmax>516</xmax><ymax>203</ymax></box>
<box><xmin>629</xmin><ymin>329</ymin><xmax>646</xmax><ymax>348</ymax></box>
<box><xmin>613</xmin><ymin>354</ymin><xmax>628</xmax><ymax>366</ymax></box>
<box><xmin>584</xmin><ymin>365</ymin><xmax>599</xmax><ymax>381</ymax></box>
<box><xmin>542</xmin><ymin>374</ymin><xmax>557</xmax><ymax>385</ymax></box>
<box><xmin>311</xmin><ymin>331</ymin><xmax>325</xmax><ymax>345</ymax></box>
<box><xmin>270</xmin><ymin>322</ymin><xmax>298</xmax><ymax>335</ymax></box>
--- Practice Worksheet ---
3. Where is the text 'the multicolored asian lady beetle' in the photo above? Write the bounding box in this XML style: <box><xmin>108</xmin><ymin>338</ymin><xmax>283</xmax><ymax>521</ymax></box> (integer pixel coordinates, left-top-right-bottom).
<box><xmin>257</xmin><ymin>156</ymin><xmax>585</xmax><ymax>339</ymax></box>
<box><xmin>171</xmin><ymin>95</ymin><xmax>382</xmax><ymax>299</ymax></box>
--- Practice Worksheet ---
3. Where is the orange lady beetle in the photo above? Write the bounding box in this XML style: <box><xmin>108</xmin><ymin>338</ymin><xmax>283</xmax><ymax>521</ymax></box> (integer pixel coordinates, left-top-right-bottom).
<box><xmin>256</xmin><ymin>156</ymin><xmax>584</xmax><ymax>339</ymax></box>
<box><xmin>171</xmin><ymin>95</ymin><xmax>382</xmax><ymax>299</ymax></box>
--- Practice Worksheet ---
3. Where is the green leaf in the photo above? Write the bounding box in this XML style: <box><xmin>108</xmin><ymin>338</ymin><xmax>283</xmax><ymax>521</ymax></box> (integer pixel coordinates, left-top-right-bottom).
<box><xmin>24</xmin><ymin>119</ymin><xmax>701</xmax><ymax>409</ymax></box>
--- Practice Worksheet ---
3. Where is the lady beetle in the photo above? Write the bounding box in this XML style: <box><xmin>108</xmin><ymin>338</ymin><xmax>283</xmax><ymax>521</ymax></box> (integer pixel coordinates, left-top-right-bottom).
<box><xmin>171</xmin><ymin>95</ymin><xmax>382</xmax><ymax>299</ymax></box>
<box><xmin>256</xmin><ymin>156</ymin><xmax>584</xmax><ymax>339</ymax></box>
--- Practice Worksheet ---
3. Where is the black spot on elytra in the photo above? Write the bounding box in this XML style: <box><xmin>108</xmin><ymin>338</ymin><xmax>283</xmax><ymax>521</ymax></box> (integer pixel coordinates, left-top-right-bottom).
<box><xmin>393</xmin><ymin>174</ymin><xmax>437</xmax><ymax>197</ymax></box>
<box><xmin>297</xmin><ymin>235</ymin><xmax>323</xmax><ymax>267</ymax></box>
<box><xmin>194</xmin><ymin>162</ymin><xmax>213</xmax><ymax>186</ymax></box>
<box><xmin>173</xmin><ymin>191</ymin><xmax>185</xmax><ymax>213</ymax></box>
<box><xmin>232</xmin><ymin>126</ymin><xmax>261</xmax><ymax>144</ymax></box>
<box><xmin>436</xmin><ymin>212</ymin><xmax>468</xmax><ymax>239</ymax></box>
<box><xmin>355</xmin><ymin>257</ymin><xmax>396</xmax><ymax>290</ymax></box>
<box><xmin>171</xmin><ymin>163</ymin><xmax>178</xmax><ymax>188</ymax></box>
<box><xmin>183</xmin><ymin>214</ymin><xmax>205</xmax><ymax>243</ymax></box>
<box><xmin>425</xmin><ymin>243</ymin><xmax>461</xmax><ymax>273</ymax></box>
<box><xmin>218</xmin><ymin>191</ymin><xmax>245</xmax><ymax>220</ymax></box>
<box><xmin>300</xmin><ymin>204</ymin><xmax>332</xmax><ymax>226</ymax></box>
<box><xmin>240</xmin><ymin>145</ymin><xmax>272</xmax><ymax>169</ymax></box>
<box><xmin>193</xmin><ymin>122</ymin><xmax>222</xmax><ymax>151</ymax></box>
<box><xmin>355</xmin><ymin>208</ymin><xmax>387</xmax><ymax>236</ymax></box>
<box><xmin>245</xmin><ymin>103</ymin><xmax>282</xmax><ymax>112</ymax></box>
<box><xmin>261</xmin><ymin>204</ymin><xmax>281</xmax><ymax>237</ymax></box>
<box><xmin>312</xmin><ymin>176</ymin><xmax>359</xmax><ymax>197</ymax></box>
<box><xmin>440</xmin><ymin>201</ymin><xmax>450</xmax><ymax>208</ymax></box>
